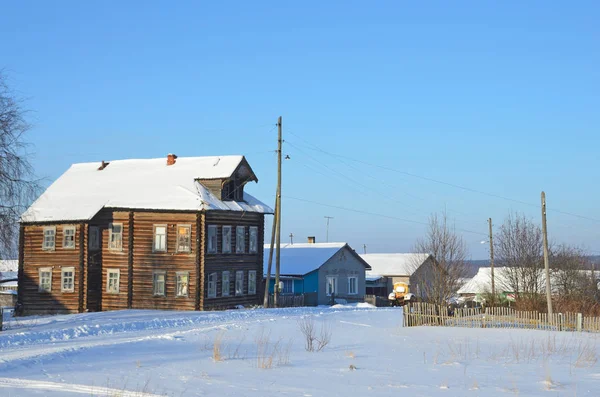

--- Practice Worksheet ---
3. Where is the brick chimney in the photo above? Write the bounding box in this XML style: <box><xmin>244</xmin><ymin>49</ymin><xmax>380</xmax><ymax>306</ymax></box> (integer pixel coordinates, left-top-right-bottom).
<box><xmin>167</xmin><ymin>153</ymin><xmax>178</xmax><ymax>166</ymax></box>
<box><xmin>98</xmin><ymin>160</ymin><xmax>109</xmax><ymax>170</ymax></box>
<box><xmin>307</xmin><ymin>236</ymin><xmax>316</xmax><ymax>244</ymax></box>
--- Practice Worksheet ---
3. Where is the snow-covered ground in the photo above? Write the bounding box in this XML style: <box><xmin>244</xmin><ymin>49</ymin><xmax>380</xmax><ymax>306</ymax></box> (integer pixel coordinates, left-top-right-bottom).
<box><xmin>1</xmin><ymin>305</ymin><xmax>599</xmax><ymax>396</ymax></box>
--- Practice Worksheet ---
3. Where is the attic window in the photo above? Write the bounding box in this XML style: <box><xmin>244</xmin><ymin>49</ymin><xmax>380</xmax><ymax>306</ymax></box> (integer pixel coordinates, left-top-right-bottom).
<box><xmin>222</xmin><ymin>180</ymin><xmax>236</xmax><ymax>201</ymax></box>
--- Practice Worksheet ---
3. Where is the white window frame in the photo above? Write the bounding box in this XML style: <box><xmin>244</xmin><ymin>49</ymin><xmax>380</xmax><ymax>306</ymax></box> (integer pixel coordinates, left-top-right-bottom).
<box><xmin>348</xmin><ymin>276</ymin><xmax>358</xmax><ymax>295</ymax></box>
<box><xmin>235</xmin><ymin>270</ymin><xmax>244</xmax><ymax>296</ymax></box>
<box><xmin>248</xmin><ymin>270</ymin><xmax>257</xmax><ymax>295</ymax></box>
<box><xmin>89</xmin><ymin>226</ymin><xmax>100</xmax><ymax>251</ymax></box>
<box><xmin>208</xmin><ymin>272</ymin><xmax>217</xmax><ymax>298</ymax></box>
<box><xmin>153</xmin><ymin>271</ymin><xmax>166</xmax><ymax>296</ymax></box>
<box><xmin>249</xmin><ymin>226</ymin><xmax>258</xmax><ymax>254</ymax></box>
<box><xmin>176</xmin><ymin>224</ymin><xmax>192</xmax><ymax>253</ymax></box>
<box><xmin>63</xmin><ymin>226</ymin><xmax>76</xmax><ymax>249</ymax></box>
<box><xmin>39</xmin><ymin>267</ymin><xmax>52</xmax><ymax>292</ymax></box>
<box><xmin>176</xmin><ymin>271</ymin><xmax>189</xmax><ymax>297</ymax></box>
<box><xmin>326</xmin><ymin>276</ymin><xmax>338</xmax><ymax>296</ymax></box>
<box><xmin>61</xmin><ymin>266</ymin><xmax>75</xmax><ymax>293</ymax></box>
<box><xmin>108</xmin><ymin>223</ymin><xmax>123</xmax><ymax>251</ymax></box>
<box><xmin>222</xmin><ymin>226</ymin><xmax>232</xmax><ymax>254</ymax></box>
<box><xmin>222</xmin><ymin>271</ymin><xmax>230</xmax><ymax>297</ymax></box>
<box><xmin>207</xmin><ymin>225</ymin><xmax>217</xmax><ymax>254</ymax></box>
<box><xmin>106</xmin><ymin>269</ymin><xmax>120</xmax><ymax>294</ymax></box>
<box><xmin>42</xmin><ymin>227</ymin><xmax>56</xmax><ymax>251</ymax></box>
<box><xmin>236</xmin><ymin>226</ymin><xmax>245</xmax><ymax>254</ymax></box>
<box><xmin>153</xmin><ymin>224</ymin><xmax>167</xmax><ymax>252</ymax></box>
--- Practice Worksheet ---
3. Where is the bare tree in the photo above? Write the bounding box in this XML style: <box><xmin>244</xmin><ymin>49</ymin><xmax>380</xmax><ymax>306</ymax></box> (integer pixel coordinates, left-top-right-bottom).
<box><xmin>0</xmin><ymin>71</ymin><xmax>39</xmax><ymax>259</ymax></box>
<box><xmin>412</xmin><ymin>211</ymin><xmax>469</xmax><ymax>305</ymax></box>
<box><xmin>494</xmin><ymin>213</ymin><xmax>544</xmax><ymax>297</ymax></box>
<box><xmin>551</xmin><ymin>244</ymin><xmax>596</xmax><ymax>297</ymax></box>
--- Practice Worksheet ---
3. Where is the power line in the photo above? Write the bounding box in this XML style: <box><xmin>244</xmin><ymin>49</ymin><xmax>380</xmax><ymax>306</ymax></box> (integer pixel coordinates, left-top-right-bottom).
<box><xmin>285</xmin><ymin>195</ymin><xmax>488</xmax><ymax>237</ymax></box>
<box><xmin>285</xmin><ymin>130</ymin><xmax>600</xmax><ymax>224</ymax></box>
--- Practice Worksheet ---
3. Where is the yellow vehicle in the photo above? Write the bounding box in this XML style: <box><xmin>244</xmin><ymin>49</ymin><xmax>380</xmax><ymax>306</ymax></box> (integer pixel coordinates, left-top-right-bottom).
<box><xmin>387</xmin><ymin>282</ymin><xmax>416</xmax><ymax>306</ymax></box>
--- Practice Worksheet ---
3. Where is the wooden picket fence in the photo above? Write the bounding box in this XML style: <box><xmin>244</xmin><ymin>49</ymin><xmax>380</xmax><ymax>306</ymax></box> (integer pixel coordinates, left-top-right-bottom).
<box><xmin>403</xmin><ymin>302</ymin><xmax>600</xmax><ymax>333</ymax></box>
<box><xmin>267</xmin><ymin>294</ymin><xmax>304</xmax><ymax>308</ymax></box>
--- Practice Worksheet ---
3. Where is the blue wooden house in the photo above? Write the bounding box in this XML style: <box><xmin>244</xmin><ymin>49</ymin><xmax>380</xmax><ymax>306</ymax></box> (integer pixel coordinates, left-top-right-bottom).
<box><xmin>263</xmin><ymin>241</ymin><xmax>371</xmax><ymax>305</ymax></box>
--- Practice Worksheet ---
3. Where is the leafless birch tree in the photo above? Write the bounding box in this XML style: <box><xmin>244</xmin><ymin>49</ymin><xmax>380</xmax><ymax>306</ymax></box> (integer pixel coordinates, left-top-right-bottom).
<box><xmin>412</xmin><ymin>211</ymin><xmax>469</xmax><ymax>305</ymax></box>
<box><xmin>0</xmin><ymin>71</ymin><xmax>39</xmax><ymax>259</ymax></box>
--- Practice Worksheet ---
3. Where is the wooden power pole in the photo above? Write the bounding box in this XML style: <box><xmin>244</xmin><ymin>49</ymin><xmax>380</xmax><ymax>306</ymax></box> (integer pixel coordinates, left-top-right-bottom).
<box><xmin>262</xmin><ymin>201</ymin><xmax>277</xmax><ymax>307</ymax></box>
<box><xmin>541</xmin><ymin>191</ymin><xmax>553</xmax><ymax>316</ymax></box>
<box><xmin>325</xmin><ymin>216</ymin><xmax>334</xmax><ymax>242</ymax></box>
<box><xmin>274</xmin><ymin>116</ymin><xmax>283</xmax><ymax>308</ymax></box>
<box><xmin>488</xmin><ymin>218</ymin><xmax>495</xmax><ymax>300</ymax></box>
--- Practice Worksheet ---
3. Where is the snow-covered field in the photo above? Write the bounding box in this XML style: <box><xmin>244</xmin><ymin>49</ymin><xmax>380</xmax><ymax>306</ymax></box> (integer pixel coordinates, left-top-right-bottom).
<box><xmin>1</xmin><ymin>305</ymin><xmax>599</xmax><ymax>396</ymax></box>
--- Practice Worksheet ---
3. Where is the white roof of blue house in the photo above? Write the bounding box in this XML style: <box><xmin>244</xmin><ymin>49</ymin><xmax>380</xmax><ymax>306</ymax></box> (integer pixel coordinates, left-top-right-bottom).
<box><xmin>263</xmin><ymin>243</ymin><xmax>370</xmax><ymax>276</ymax></box>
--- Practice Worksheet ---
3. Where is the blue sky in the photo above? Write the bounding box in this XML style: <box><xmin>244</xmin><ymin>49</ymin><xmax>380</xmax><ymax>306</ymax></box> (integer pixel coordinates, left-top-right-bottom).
<box><xmin>2</xmin><ymin>1</ymin><xmax>599</xmax><ymax>258</ymax></box>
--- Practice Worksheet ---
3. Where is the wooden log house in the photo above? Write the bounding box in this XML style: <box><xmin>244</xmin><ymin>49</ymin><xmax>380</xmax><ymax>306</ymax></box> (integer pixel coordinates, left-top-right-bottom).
<box><xmin>17</xmin><ymin>154</ymin><xmax>272</xmax><ymax>315</ymax></box>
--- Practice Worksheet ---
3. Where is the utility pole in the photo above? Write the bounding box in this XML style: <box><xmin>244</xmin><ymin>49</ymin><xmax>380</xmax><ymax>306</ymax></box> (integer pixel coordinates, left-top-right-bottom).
<box><xmin>541</xmin><ymin>191</ymin><xmax>553</xmax><ymax>316</ymax></box>
<box><xmin>324</xmin><ymin>216</ymin><xmax>334</xmax><ymax>242</ymax></box>
<box><xmin>363</xmin><ymin>244</ymin><xmax>367</xmax><ymax>254</ymax></box>
<box><xmin>488</xmin><ymin>218</ymin><xmax>495</xmax><ymax>302</ymax></box>
<box><xmin>274</xmin><ymin>116</ymin><xmax>283</xmax><ymax>308</ymax></box>
<box><xmin>263</xmin><ymin>203</ymin><xmax>277</xmax><ymax>307</ymax></box>
<box><xmin>289</xmin><ymin>233</ymin><xmax>294</xmax><ymax>245</ymax></box>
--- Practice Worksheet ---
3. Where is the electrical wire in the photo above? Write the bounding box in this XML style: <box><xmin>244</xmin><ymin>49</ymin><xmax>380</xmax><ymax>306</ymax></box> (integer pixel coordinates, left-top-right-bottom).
<box><xmin>285</xmin><ymin>130</ymin><xmax>600</xmax><ymax>224</ymax></box>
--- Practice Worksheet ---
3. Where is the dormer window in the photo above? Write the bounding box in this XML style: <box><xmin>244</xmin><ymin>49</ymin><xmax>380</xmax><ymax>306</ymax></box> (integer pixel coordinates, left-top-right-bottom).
<box><xmin>222</xmin><ymin>180</ymin><xmax>236</xmax><ymax>201</ymax></box>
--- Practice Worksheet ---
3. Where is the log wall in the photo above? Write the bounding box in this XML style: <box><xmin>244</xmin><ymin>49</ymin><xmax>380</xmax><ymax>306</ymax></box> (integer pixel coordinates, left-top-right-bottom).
<box><xmin>20</xmin><ymin>223</ymin><xmax>86</xmax><ymax>315</ymax></box>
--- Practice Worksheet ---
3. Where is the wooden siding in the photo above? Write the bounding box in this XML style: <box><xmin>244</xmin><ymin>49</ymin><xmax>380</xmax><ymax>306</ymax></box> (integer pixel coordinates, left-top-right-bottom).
<box><xmin>20</xmin><ymin>223</ymin><xmax>85</xmax><ymax>315</ymax></box>
<box><xmin>94</xmin><ymin>210</ymin><xmax>130</xmax><ymax>312</ymax></box>
<box><xmin>20</xmin><ymin>208</ymin><xmax>265</xmax><ymax>314</ymax></box>
<box><xmin>197</xmin><ymin>179</ymin><xmax>224</xmax><ymax>200</ymax></box>
<box><xmin>202</xmin><ymin>211</ymin><xmax>265</xmax><ymax>310</ymax></box>
<box><xmin>130</xmin><ymin>212</ymin><xmax>197</xmax><ymax>311</ymax></box>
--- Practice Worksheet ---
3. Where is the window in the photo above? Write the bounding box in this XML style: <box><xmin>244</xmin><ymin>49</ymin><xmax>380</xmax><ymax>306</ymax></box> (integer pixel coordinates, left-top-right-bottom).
<box><xmin>153</xmin><ymin>225</ymin><xmax>167</xmax><ymax>252</ymax></box>
<box><xmin>153</xmin><ymin>271</ymin><xmax>166</xmax><ymax>296</ymax></box>
<box><xmin>63</xmin><ymin>226</ymin><xmax>76</xmax><ymax>249</ymax></box>
<box><xmin>236</xmin><ymin>226</ymin><xmax>245</xmax><ymax>254</ymax></box>
<box><xmin>249</xmin><ymin>227</ymin><xmax>258</xmax><ymax>254</ymax></box>
<box><xmin>222</xmin><ymin>271</ymin><xmax>230</xmax><ymax>297</ymax></box>
<box><xmin>43</xmin><ymin>227</ymin><xmax>56</xmax><ymax>251</ymax></box>
<box><xmin>248</xmin><ymin>270</ymin><xmax>257</xmax><ymax>295</ymax></box>
<box><xmin>222</xmin><ymin>180</ymin><xmax>236</xmax><ymax>200</ymax></box>
<box><xmin>208</xmin><ymin>272</ymin><xmax>217</xmax><ymax>298</ymax></box>
<box><xmin>326</xmin><ymin>276</ymin><xmax>337</xmax><ymax>296</ymax></box>
<box><xmin>61</xmin><ymin>267</ymin><xmax>75</xmax><ymax>292</ymax></box>
<box><xmin>207</xmin><ymin>225</ymin><xmax>217</xmax><ymax>254</ymax></box>
<box><xmin>282</xmin><ymin>279</ymin><xmax>294</xmax><ymax>295</ymax></box>
<box><xmin>39</xmin><ymin>267</ymin><xmax>52</xmax><ymax>292</ymax></box>
<box><xmin>176</xmin><ymin>272</ymin><xmax>189</xmax><ymax>297</ymax></box>
<box><xmin>107</xmin><ymin>269</ymin><xmax>120</xmax><ymax>293</ymax></box>
<box><xmin>89</xmin><ymin>226</ymin><xmax>100</xmax><ymax>251</ymax></box>
<box><xmin>222</xmin><ymin>226</ymin><xmax>232</xmax><ymax>254</ymax></box>
<box><xmin>176</xmin><ymin>225</ymin><xmax>191</xmax><ymax>253</ymax></box>
<box><xmin>348</xmin><ymin>276</ymin><xmax>358</xmax><ymax>295</ymax></box>
<box><xmin>108</xmin><ymin>223</ymin><xmax>123</xmax><ymax>251</ymax></box>
<box><xmin>235</xmin><ymin>271</ymin><xmax>244</xmax><ymax>295</ymax></box>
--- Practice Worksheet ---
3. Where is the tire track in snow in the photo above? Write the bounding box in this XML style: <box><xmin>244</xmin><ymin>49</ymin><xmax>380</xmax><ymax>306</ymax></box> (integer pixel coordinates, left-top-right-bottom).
<box><xmin>0</xmin><ymin>322</ymin><xmax>231</xmax><ymax>364</ymax></box>
<box><xmin>0</xmin><ymin>377</ymin><xmax>164</xmax><ymax>396</ymax></box>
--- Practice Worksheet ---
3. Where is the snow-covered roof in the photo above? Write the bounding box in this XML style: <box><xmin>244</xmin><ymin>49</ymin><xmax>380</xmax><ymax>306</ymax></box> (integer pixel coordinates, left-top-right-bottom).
<box><xmin>21</xmin><ymin>156</ymin><xmax>272</xmax><ymax>223</ymax></box>
<box><xmin>0</xmin><ymin>261</ymin><xmax>18</xmax><ymax>289</ymax></box>
<box><xmin>263</xmin><ymin>243</ymin><xmax>354</xmax><ymax>276</ymax></box>
<box><xmin>457</xmin><ymin>266</ymin><xmax>600</xmax><ymax>295</ymax></box>
<box><xmin>361</xmin><ymin>253</ymin><xmax>431</xmax><ymax>278</ymax></box>
<box><xmin>0</xmin><ymin>260</ymin><xmax>17</xmax><ymax>273</ymax></box>
<box><xmin>457</xmin><ymin>267</ymin><xmax>509</xmax><ymax>295</ymax></box>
